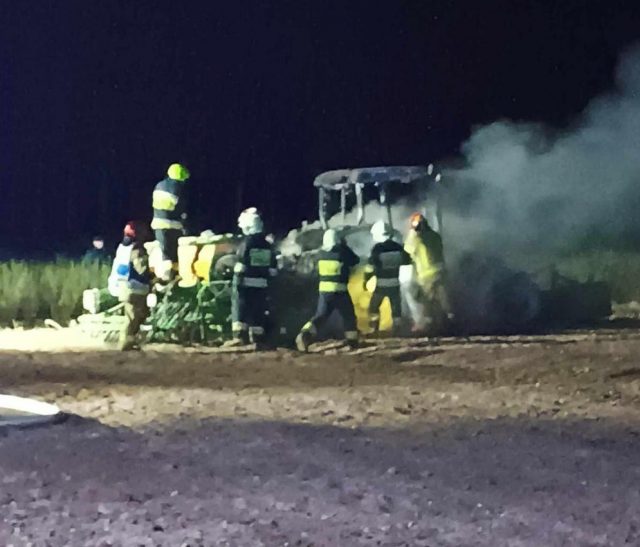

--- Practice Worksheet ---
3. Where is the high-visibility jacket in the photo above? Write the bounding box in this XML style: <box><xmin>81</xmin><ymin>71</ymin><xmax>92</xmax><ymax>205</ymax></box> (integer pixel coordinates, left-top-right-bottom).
<box><xmin>317</xmin><ymin>243</ymin><xmax>359</xmax><ymax>293</ymax></box>
<box><xmin>365</xmin><ymin>239</ymin><xmax>412</xmax><ymax>288</ymax></box>
<box><xmin>233</xmin><ymin>234</ymin><xmax>278</xmax><ymax>289</ymax></box>
<box><xmin>151</xmin><ymin>177</ymin><xmax>186</xmax><ymax>231</ymax></box>
<box><xmin>404</xmin><ymin>226</ymin><xmax>444</xmax><ymax>285</ymax></box>
<box><xmin>108</xmin><ymin>242</ymin><xmax>151</xmax><ymax>298</ymax></box>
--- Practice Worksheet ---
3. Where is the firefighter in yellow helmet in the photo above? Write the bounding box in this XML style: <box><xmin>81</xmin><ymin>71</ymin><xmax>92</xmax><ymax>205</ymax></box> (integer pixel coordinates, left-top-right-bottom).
<box><xmin>150</xmin><ymin>163</ymin><xmax>190</xmax><ymax>276</ymax></box>
<box><xmin>404</xmin><ymin>212</ymin><xmax>452</xmax><ymax>332</ymax></box>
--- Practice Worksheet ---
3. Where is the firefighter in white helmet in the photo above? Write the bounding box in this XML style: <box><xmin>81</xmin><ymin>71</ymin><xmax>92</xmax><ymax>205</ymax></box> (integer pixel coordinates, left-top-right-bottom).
<box><xmin>227</xmin><ymin>207</ymin><xmax>278</xmax><ymax>347</ymax></box>
<box><xmin>295</xmin><ymin>229</ymin><xmax>360</xmax><ymax>352</ymax></box>
<box><xmin>364</xmin><ymin>220</ymin><xmax>412</xmax><ymax>334</ymax></box>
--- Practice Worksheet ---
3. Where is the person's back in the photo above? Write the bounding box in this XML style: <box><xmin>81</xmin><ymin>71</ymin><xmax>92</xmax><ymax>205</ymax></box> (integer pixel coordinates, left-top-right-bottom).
<box><xmin>296</xmin><ymin>230</ymin><xmax>359</xmax><ymax>351</ymax></box>
<box><xmin>369</xmin><ymin>238</ymin><xmax>412</xmax><ymax>284</ymax></box>
<box><xmin>228</xmin><ymin>207</ymin><xmax>277</xmax><ymax>347</ymax></box>
<box><xmin>236</xmin><ymin>233</ymin><xmax>278</xmax><ymax>288</ymax></box>
<box><xmin>151</xmin><ymin>163</ymin><xmax>190</xmax><ymax>270</ymax></box>
<box><xmin>366</xmin><ymin>222</ymin><xmax>412</xmax><ymax>333</ymax></box>
<box><xmin>151</xmin><ymin>177</ymin><xmax>186</xmax><ymax>231</ymax></box>
<box><xmin>317</xmin><ymin>241</ymin><xmax>359</xmax><ymax>293</ymax></box>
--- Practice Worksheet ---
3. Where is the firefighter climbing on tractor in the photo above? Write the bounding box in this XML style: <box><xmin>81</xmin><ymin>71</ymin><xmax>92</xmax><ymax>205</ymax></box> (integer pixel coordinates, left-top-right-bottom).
<box><xmin>364</xmin><ymin>220</ymin><xmax>413</xmax><ymax>335</ymax></box>
<box><xmin>151</xmin><ymin>163</ymin><xmax>190</xmax><ymax>280</ymax></box>
<box><xmin>296</xmin><ymin>229</ymin><xmax>360</xmax><ymax>352</ymax></box>
<box><xmin>404</xmin><ymin>212</ymin><xmax>452</xmax><ymax>333</ymax></box>
<box><xmin>107</xmin><ymin>221</ymin><xmax>152</xmax><ymax>351</ymax></box>
<box><xmin>226</xmin><ymin>207</ymin><xmax>278</xmax><ymax>348</ymax></box>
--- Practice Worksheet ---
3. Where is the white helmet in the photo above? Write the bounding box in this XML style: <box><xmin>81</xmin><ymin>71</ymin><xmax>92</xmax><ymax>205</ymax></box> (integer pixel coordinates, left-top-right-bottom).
<box><xmin>237</xmin><ymin>207</ymin><xmax>264</xmax><ymax>235</ymax></box>
<box><xmin>322</xmin><ymin>229</ymin><xmax>339</xmax><ymax>251</ymax></box>
<box><xmin>370</xmin><ymin>220</ymin><xmax>391</xmax><ymax>243</ymax></box>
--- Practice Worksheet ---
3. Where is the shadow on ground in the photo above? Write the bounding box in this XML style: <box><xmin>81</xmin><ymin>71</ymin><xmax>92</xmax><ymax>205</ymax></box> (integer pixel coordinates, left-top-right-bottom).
<box><xmin>1</xmin><ymin>415</ymin><xmax>639</xmax><ymax>546</ymax></box>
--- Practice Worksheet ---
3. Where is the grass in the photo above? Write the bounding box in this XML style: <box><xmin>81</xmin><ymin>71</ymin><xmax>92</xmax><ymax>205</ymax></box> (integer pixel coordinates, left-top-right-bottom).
<box><xmin>554</xmin><ymin>250</ymin><xmax>640</xmax><ymax>303</ymax></box>
<box><xmin>0</xmin><ymin>260</ymin><xmax>110</xmax><ymax>327</ymax></box>
<box><xmin>0</xmin><ymin>250</ymin><xmax>638</xmax><ymax>328</ymax></box>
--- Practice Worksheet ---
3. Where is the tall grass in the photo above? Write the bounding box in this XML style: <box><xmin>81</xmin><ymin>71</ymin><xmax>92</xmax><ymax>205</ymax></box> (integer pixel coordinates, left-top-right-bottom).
<box><xmin>0</xmin><ymin>260</ymin><xmax>110</xmax><ymax>327</ymax></box>
<box><xmin>0</xmin><ymin>251</ymin><xmax>638</xmax><ymax>327</ymax></box>
<box><xmin>553</xmin><ymin>251</ymin><xmax>640</xmax><ymax>303</ymax></box>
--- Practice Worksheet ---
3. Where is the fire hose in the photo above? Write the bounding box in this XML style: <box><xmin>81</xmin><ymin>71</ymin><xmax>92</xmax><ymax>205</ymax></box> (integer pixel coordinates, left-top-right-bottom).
<box><xmin>0</xmin><ymin>394</ymin><xmax>65</xmax><ymax>428</ymax></box>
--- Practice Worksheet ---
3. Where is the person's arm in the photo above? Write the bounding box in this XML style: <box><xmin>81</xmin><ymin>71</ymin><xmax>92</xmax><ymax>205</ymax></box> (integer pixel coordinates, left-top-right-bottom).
<box><xmin>345</xmin><ymin>245</ymin><xmax>360</xmax><ymax>269</ymax></box>
<box><xmin>130</xmin><ymin>246</ymin><xmax>150</xmax><ymax>278</ymax></box>
<box><xmin>233</xmin><ymin>241</ymin><xmax>247</xmax><ymax>278</ymax></box>
<box><xmin>269</xmin><ymin>244</ymin><xmax>278</xmax><ymax>277</ymax></box>
<box><xmin>363</xmin><ymin>246</ymin><xmax>377</xmax><ymax>287</ymax></box>
<box><xmin>401</xmin><ymin>247</ymin><xmax>413</xmax><ymax>266</ymax></box>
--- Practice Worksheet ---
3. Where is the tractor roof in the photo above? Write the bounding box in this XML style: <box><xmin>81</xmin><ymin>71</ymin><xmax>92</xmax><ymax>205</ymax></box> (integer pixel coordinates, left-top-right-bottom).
<box><xmin>313</xmin><ymin>165</ymin><xmax>430</xmax><ymax>190</ymax></box>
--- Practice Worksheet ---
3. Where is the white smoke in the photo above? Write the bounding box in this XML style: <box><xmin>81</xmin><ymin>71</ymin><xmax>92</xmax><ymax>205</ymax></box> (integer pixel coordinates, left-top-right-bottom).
<box><xmin>443</xmin><ymin>44</ymin><xmax>640</xmax><ymax>265</ymax></box>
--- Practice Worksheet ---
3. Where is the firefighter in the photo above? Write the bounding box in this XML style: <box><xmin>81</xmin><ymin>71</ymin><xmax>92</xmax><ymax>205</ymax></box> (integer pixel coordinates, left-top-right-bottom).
<box><xmin>364</xmin><ymin>220</ymin><xmax>412</xmax><ymax>334</ymax></box>
<box><xmin>107</xmin><ymin>221</ymin><xmax>151</xmax><ymax>351</ymax></box>
<box><xmin>227</xmin><ymin>207</ymin><xmax>278</xmax><ymax>347</ymax></box>
<box><xmin>295</xmin><ymin>229</ymin><xmax>359</xmax><ymax>352</ymax></box>
<box><xmin>404</xmin><ymin>212</ymin><xmax>452</xmax><ymax>331</ymax></box>
<box><xmin>151</xmin><ymin>163</ymin><xmax>190</xmax><ymax>277</ymax></box>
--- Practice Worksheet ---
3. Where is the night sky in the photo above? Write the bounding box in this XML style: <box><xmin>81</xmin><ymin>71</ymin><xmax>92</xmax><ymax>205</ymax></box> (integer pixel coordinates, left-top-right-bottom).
<box><xmin>2</xmin><ymin>0</ymin><xmax>640</xmax><ymax>253</ymax></box>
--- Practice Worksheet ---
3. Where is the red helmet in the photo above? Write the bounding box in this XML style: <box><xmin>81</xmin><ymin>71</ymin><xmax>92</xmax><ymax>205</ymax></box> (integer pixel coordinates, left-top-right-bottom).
<box><xmin>409</xmin><ymin>212</ymin><xmax>425</xmax><ymax>230</ymax></box>
<box><xmin>124</xmin><ymin>221</ymin><xmax>137</xmax><ymax>239</ymax></box>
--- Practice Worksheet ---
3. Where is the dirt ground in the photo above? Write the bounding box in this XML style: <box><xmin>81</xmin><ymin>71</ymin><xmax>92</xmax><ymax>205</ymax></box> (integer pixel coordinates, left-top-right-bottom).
<box><xmin>2</xmin><ymin>327</ymin><xmax>640</xmax><ymax>546</ymax></box>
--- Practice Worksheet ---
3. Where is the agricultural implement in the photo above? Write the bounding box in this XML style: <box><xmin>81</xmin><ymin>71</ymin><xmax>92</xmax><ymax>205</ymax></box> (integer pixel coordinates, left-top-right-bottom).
<box><xmin>78</xmin><ymin>232</ymin><xmax>241</xmax><ymax>345</ymax></box>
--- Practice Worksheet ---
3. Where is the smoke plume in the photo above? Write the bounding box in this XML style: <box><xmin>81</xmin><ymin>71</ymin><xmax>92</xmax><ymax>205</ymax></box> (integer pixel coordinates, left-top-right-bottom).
<box><xmin>443</xmin><ymin>44</ymin><xmax>640</xmax><ymax>264</ymax></box>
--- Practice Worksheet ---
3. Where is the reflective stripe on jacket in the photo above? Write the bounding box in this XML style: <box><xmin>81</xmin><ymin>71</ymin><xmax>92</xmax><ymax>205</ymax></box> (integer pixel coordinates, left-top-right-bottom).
<box><xmin>151</xmin><ymin>177</ymin><xmax>185</xmax><ymax>230</ymax></box>
<box><xmin>317</xmin><ymin>244</ymin><xmax>359</xmax><ymax>293</ymax></box>
<box><xmin>234</xmin><ymin>234</ymin><xmax>277</xmax><ymax>289</ymax></box>
<box><xmin>366</xmin><ymin>239</ymin><xmax>412</xmax><ymax>287</ymax></box>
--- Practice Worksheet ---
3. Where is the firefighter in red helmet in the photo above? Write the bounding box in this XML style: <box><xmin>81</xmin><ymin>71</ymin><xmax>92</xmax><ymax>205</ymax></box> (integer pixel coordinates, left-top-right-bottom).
<box><xmin>404</xmin><ymin>212</ymin><xmax>452</xmax><ymax>332</ymax></box>
<box><xmin>108</xmin><ymin>221</ymin><xmax>152</xmax><ymax>350</ymax></box>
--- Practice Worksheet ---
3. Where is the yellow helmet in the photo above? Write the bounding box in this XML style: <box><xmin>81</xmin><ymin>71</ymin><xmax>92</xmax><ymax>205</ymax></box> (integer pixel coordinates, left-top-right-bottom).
<box><xmin>167</xmin><ymin>163</ymin><xmax>190</xmax><ymax>182</ymax></box>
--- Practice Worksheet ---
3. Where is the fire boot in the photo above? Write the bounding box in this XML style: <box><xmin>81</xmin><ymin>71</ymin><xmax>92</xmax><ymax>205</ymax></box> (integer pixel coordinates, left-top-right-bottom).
<box><xmin>224</xmin><ymin>328</ymin><xmax>250</xmax><ymax>348</ymax></box>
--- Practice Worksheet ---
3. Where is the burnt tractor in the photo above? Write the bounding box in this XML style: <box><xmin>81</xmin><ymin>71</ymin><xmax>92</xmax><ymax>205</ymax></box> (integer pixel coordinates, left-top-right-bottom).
<box><xmin>77</xmin><ymin>164</ymin><xmax>612</xmax><ymax>345</ymax></box>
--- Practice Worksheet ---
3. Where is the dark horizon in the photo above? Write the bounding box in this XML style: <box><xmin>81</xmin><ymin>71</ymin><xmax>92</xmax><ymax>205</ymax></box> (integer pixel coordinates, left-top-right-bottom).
<box><xmin>2</xmin><ymin>0</ymin><xmax>640</xmax><ymax>253</ymax></box>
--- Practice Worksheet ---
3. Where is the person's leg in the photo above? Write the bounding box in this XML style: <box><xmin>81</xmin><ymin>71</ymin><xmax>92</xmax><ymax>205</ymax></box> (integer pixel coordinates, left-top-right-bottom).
<box><xmin>368</xmin><ymin>289</ymin><xmax>384</xmax><ymax>333</ymax></box>
<box><xmin>387</xmin><ymin>287</ymin><xmax>404</xmax><ymax>333</ymax></box>
<box><xmin>296</xmin><ymin>292</ymin><xmax>333</xmax><ymax>351</ymax></box>
<box><xmin>337</xmin><ymin>292</ymin><xmax>358</xmax><ymax>347</ymax></box>
<box><xmin>119</xmin><ymin>294</ymin><xmax>148</xmax><ymax>350</ymax></box>
<box><xmin>248</xmin><ymin>288</ymin><xmax>268</xmax><ymax>346</ymax></box>
<box><xmin>230</xmin><ymin>286</ymin><xmax>249</xmax><ymax>344</ymax></box>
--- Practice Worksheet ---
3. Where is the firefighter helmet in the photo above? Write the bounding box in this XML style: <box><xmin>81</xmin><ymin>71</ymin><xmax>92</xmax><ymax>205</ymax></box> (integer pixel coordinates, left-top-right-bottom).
<box><xmin>124</xmin><ymin>221</ymin><xmax>137</xmax><ymax>239</ymax></box>
<box><xmin>409</xmin><ymin>212</ymin><xmax>426</xmax><ymax>230</ymax></box>
<box><xmin>370</xmin><ymin>220</ymin><xmax>391</xmax><ymax>243</ymax></box>
<box><xmin>322</xmin><ymin>229</ymin><xmax>340</xmax><ymax>251</ymax></box>
<box><xmin>167</xmin><ymin>163</ymin><xmax>190</xmax><ymax>182</ymax></box>
<box><xmin>237</xmin><ymin>207</ymin><xmax>264</xmax><ymax>235</ymax></box>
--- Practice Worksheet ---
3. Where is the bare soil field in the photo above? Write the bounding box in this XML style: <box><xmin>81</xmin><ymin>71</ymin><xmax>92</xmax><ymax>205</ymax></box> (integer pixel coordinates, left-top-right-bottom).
<box><xmin>2</xmin><ymin>327</ymin><xmax>640</xmax><ymax>546</ymax></box>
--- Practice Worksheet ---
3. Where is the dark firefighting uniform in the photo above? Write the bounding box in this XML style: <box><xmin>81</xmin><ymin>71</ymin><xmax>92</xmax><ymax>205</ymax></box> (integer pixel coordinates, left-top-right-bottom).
<box><xmin>300</xmin><ymin>242</ymin><xmax>360</xmax><ymax>344</ymax></box>
<box><xmin>232</xmin><ymin>233</ymin><xmax>278</xmax><ymax>342</ymax></box>
<box><xmin>151</xmin><ymin>177</ymin><xmax>187</xmax><ymax>263</ymax></box>
<box><xmin>364</xmin><ymin>239</ymin><xmax>413</xmax><ymax>331</ymax></box>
